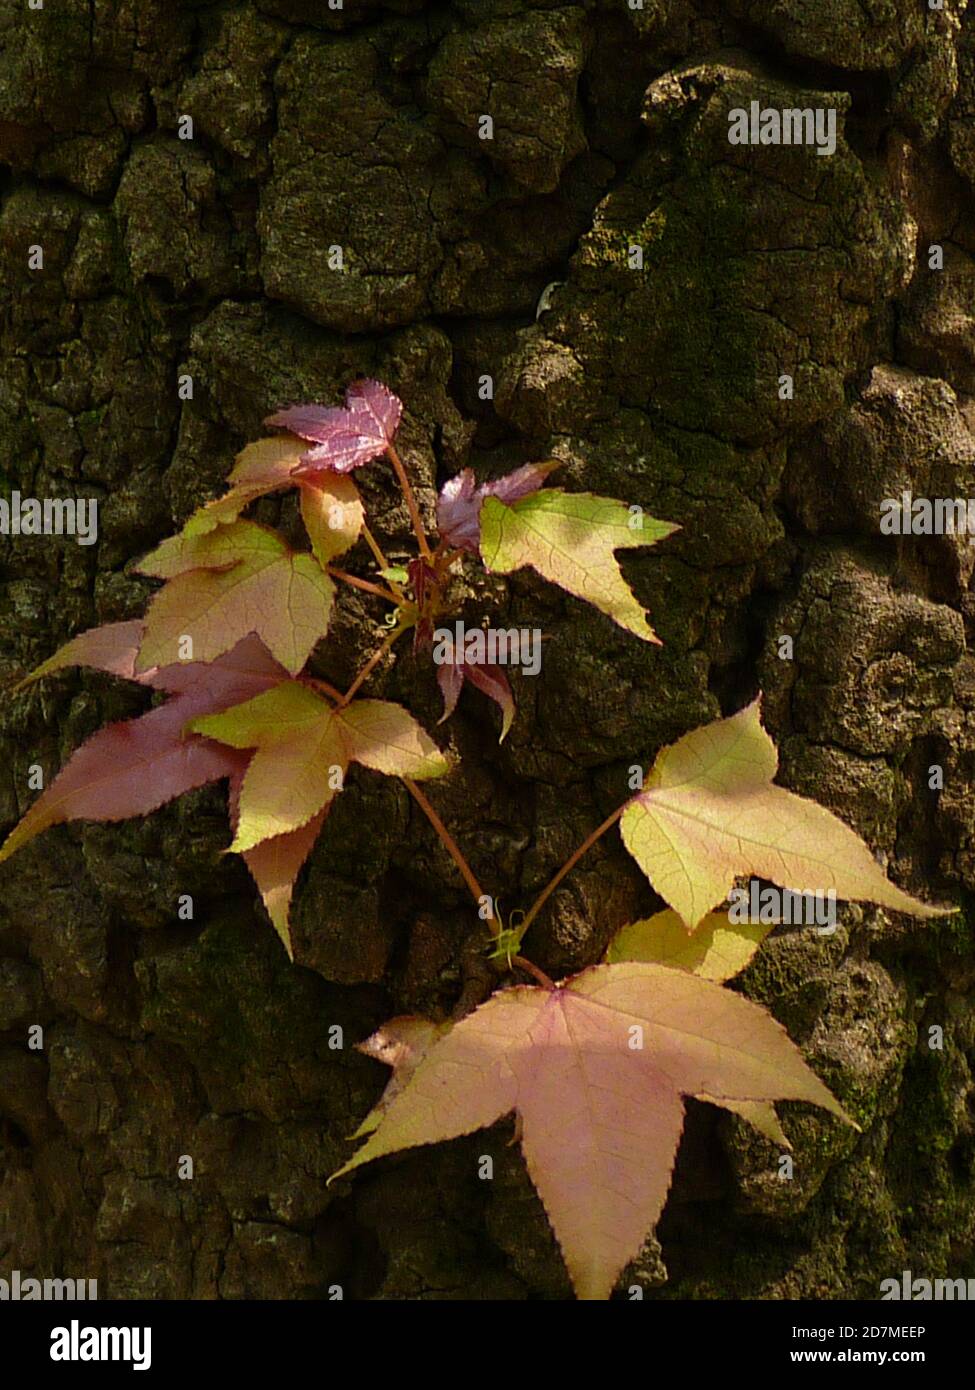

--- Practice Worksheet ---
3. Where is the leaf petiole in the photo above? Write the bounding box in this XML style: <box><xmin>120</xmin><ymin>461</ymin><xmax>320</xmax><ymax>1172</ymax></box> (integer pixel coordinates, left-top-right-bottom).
<box><xmin>339</xmin><ymin>622</ymin><xmax>409</xmax><ymax>707</ymax></box>
<box><xmin>515</xmin><ymin>804</ymin><xmax>627</xmax><ymax>945</ymax></box>
<box><xmin>386</xmin><ymin>442</ymin><xmax>433</xmax><ymax>561</ymax></box>
<box><xmin>326</xmin><ymin>567</ymin><xmax>404</xmax><ymax>605</ymax></box>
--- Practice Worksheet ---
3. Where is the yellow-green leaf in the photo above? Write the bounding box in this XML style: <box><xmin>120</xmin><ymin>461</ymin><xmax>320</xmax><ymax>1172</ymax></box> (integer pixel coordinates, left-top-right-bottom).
<box><xmin>606</xmin><ymin>909</ymin><xmax>773</xmax><ymax>981</ymax></box>
<box><xmin>299</xmin><ymin>475</ymin><xmax>364</xmax><ymax>566</ymax></box>
<box><xmin>620</xmin><ymin>698</ymin><xmax>950</xmax><ymax>930</ymax></box>
<box><xmin>136</xmin><ymin>521</ymin><xmax>335</xmax><ymax>676</ymax></box>
<box><xmin>337</xmin><ymin>698</ymin><xmax>451</xmax><ymax>779</ymax></box>
<box><xmin>183</xmin><ymin>435</ymin><xmax>308</xmax><ymax>537</ymax></box>
<box><xmin>188</xmin><ymin>683</ymin><xmax>448</xmax><ymax>853</ymax></box>
<box><xmin>479</xmin><ymin>489</ymin><xmax>677</xmax><ymax>642</ymax></box>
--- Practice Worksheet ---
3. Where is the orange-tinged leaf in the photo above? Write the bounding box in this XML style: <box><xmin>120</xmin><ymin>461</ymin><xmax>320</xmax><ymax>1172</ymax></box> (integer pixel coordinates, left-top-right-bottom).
<box><xmin>352</xmin><ymin>1017</ymin><xmax>450</xmax><ymax>1138</ymax></box>
<box><xmin>183</xmin><ymin>435</ymin><xmax>309</xmax><ymax>537</ymax></box>
<box><xmin>189</xmin><ymin>681</ymin><xmax>349</xmax><ymax>853</ymax></box>
<box><xmin>606</xmin><ymin>909</ymin><xmax>773</xmax><ymax>981</ymax></box>
<box><xmin>15</xmin><ymin>619</ymin><xmax>146</xmax><ymax>689</ymax></box>
<box><xmin>299</xmin><ymin>475</ymin><xmax>364</xmax><ymax>566</ymax></box>
<box><xmin>332</xmin><ymin>962</ymin><xmax>851</xmax><ymax>1300</ymax></box>
<box><xmin>240</xmin><ymin>810</ymin><xmax>327</xmax><ymax>959</ymax></box>
<box><xmin>135</xmin><ymin>521</ymin><xmax>335</xmax><ymax>676</ymax></box>
<box><xmin>189</xmin><ymin>683</ymin><xmax>448</xmax><ymax>853</ymax></box>
<box><xmin>620</xmin><ymin>698</ymin><xmax>951</xmax><ymax>930</ymax></box>
<box><xmin>336</xmin><ymin>699</ymin><xmax>451</xmax><ymax>779</ymax></box>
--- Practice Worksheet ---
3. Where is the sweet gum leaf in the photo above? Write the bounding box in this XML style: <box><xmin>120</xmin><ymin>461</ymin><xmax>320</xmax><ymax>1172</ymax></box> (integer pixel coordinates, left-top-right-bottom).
<box><xmin>433</xmin><ymin>633</ymin><xmax>515</xmax><ymax>742</ymax></box>
<box><xmin>298</xmin><ymin>475</ymin><xmax>364</xmax><ymax>567</ymax></box>
<box><xmin>272</xmin><ymin>379</ymin><xmax>403</xmax><ymax>477</ymax></box>
<box><xmin>620</xmin><ymin>698</ymin><xmax>952</xmax><ymax>929</ymax></box>
<box><xmin>479</xmin><ymin>489</ymin><xmax>677</xmax><ymax>642</ymax></box>
<box><xmin>189</xmin><ymin>684</ymin><xmax>448</xmax><ymax>853</ymax></box>
<box><xmin>335</xmin><ymin>699</ymin><xmax>451</xmax><ymax>779</ymax></box>
<box><xmin>0</xmin><ymin>637</ymin><xmax>286</xmax><ymax>864</ymax></box>
<box><xmin>606</xmin><ymin>908</ymin><xmax>773</xmax><ymax>980</ymax></box>
<box><xmin>135</xmin><ymin>520</ymin><xmax>335</xmax><ymax>676</ymax></box>
<box><xmin>182</xmin><ymin>435</ymin><xmax>309</xmax><ymax>537</ymax></box>
<box><xmin>698</xmin><ymin>1096</ymin><xmax>791</xmax><ymax>1149</ymax></box>
<box><xmin>352</xmin><ymin>1017</ymin><xmax>451</xmax><ymax>1138</ymax></box>
<box><xmin>332</xmin><ymin>962</ymin><xmax>852</xmax><ymax>1300</ymax></box>
<box><xmin>228</xmin><ymin>756</ymin><xmax>328</xmax><ymax>960</ymax></box>
<box><xmin>436</xmin><ymin>460</ymin><xmax>561</xmax><ymax>553</ymax></box>
<box><xmin>14</xmin><ymin>619</ymin><xmax>147</xmax><ymax>689</ymax></box>
<box><xmin>188</xmin><ymin>682</ymin><xmax>350</xmax><ymax>853</ymax></box>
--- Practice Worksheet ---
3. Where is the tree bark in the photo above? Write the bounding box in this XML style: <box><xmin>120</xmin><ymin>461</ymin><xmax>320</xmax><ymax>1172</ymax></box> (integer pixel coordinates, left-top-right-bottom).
<box><xmin>1</xmin><ymin>0</ymin><xmax>974</xmax><ymax>1299</ymax></box>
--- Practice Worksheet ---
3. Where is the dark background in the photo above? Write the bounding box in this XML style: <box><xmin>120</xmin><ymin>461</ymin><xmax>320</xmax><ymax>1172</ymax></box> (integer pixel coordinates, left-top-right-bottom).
<box><xmin>1</xmin><ymin>0</ymin><xmax>974</xmax><ymax>1299</ymax></box>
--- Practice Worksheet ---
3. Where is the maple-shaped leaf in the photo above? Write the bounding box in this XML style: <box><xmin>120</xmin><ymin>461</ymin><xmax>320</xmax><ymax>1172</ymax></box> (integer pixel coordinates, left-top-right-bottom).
<box><xmin>267</xmin><ymin>379</ymin><xmax>402</xmax><ymax>476</ymax></box>
<box><xmin>135</xmin><ymin>520</ymin><xmax>335</xmax><ymax>676</ymax></box>
<box><xmin>227</xmin><ymin>760</ymin><xmax>327</xmax><ymax>958</ymax></box>
<box><xmin>606</xmin><ymin>909</ymin><xmax>785</xmax><ymax>1146</ymax></box>
<box><xmin>352</xmin><ymin>1017</ymin><xmax>451</xmax><ymax>1138</ymax></box>
<box><xmin>436</xmin><ymin>460</ymin><xmax>561</xmax><ymax>554</ymax></box>
<box><xmin>606</xmin><ymin>909</ymin><xmax>773</xmax><ymax>980</ymax></box>
<box><xmin>188</xmin><ymin>683</ymin><xmax>449</xmax><ymax>854</ymax></box>
<box><xmin>0</xmin><ymin>637</ymin><xmax>286</xmax><ymax>865</ymax></box>
<box><xmin>620</xmin><ymin>699</ymin><xmax>952</xmax><ymax>930</ymax></box>
<box><xmin>332</xmin><ymin>962</ymin><xmax>850</xmax><ymax>1299</ymax></box>
<box><xmin>433</xmin><ymin>632</ymin><xmax>515</xmax><ymax>742</ymax></box>
<box><xmin>479</xmin><ymin>489</ymin><xmax>678</xmax><ymax>642</ymax></box>
<box><xmin>182</xmin><ymin>435</ymin><xmax>310</xmax><ymax>537</ymax></box>
<box><xmin>157</xmin><ymin>436</ymin><xmax>364</xmax><ymax>573</ymax></box>
<box><xmin>15</xmin><ymin>619</ymin><xmax>147</xmax><ymax>689</ymax></box>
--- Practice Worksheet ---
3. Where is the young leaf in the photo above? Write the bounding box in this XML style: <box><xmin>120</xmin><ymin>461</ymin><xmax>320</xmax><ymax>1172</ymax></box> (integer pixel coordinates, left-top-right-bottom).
<box><xmin>15</xmin><ymin>619</ymin><xmax>147</xmax><ymax>689</ymax></box>
<box><xmin>606</xmin><ymin>909</ymin><xmax>773</xmax><ymax>981</ymax></box>
<box><xmin>188</xmin><ymin>684</ymin><xmax>448</xmax><ymax>854</ymax></box>
<box><xmin>298</xmin><ymin>475</ymin><xmax>364</xmax><ymax>567</ymax></box>
<box><xmin>436</xmin><ymin>460</ymin><xmax>561</xmax><ymax>554</ymax></box>
<box><xmin>182</xmin><ymin>435</ymin><xmax>309</xmax><ymax>537</ymax></box>
<box><xmin>620</xmin><ymin>699</ymin><xmax>951</xmax><ymax>930</ymax></box>
<box><xmin>434</xmin><ymin>633</ymin><xmax>515</xmax><ymax>742</ymax></box>
<box><xmin>0</xmin><ymin>637</ymin><xmax>286</xmax><ymax>864</ymax></box>
<box><xmin>229</xmin><ymin>762</ymin><xmax>327</xmax><ymax>959</ymax></box>
<box><xmin>135</xmin><ymin>521</ymin><xmax>335</xmax><ymax>676</ymax></box>
<box><xmin>352</xmin><ymin>1017</ymin><xmax>451</xmax><ymax>1138</ymax></box>
<box><xmin>332</xmin><ymin>962</ymin><xmax>851</xmax><ymax>1300</ymax></box>
<box><xmin>269</xmin><ymin>379</ymin><xmax>403</xmax><ymax>476</ymax></box>
<box><xmin>479</xmin><ymin>489</ymin><xmax>677</xmax><ymax>642</ymax></box>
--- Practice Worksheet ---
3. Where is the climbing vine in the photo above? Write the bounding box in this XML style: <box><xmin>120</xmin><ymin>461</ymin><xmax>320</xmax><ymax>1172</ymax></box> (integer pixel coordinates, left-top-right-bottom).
<box><xmin>2</xmin><ymin>381</ymin><xmax>950</xmax><ymax>1299</ymax></box>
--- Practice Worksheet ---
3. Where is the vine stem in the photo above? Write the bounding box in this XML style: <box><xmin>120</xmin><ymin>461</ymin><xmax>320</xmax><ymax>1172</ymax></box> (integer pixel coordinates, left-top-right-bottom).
<box><xmin>339</xmin><ymin>624</ymin><xmax>405</xmax><ymax>707</ymax></box>
<box><xmin>304</xmin><ymin>676</ymin><xmax>344</xmax><ymax>703</ymax></box>
<box><xmin>404</xmin><ymin>779</ymin><xmax>501</xmax><ymax>939</ymax></box>
<box><xmin>327</xmin><ymin>567</ymin><xmax>402</xmax><ymax>605</ymax></box>
<box><xmin>386</xmin><ymin>441</ymin><xmax>433</xmax><ymax>561</ymax></box>
<box><xmin>513</xmin><ymin>955</ymin><xmax>556</xmax><ymax>990</ymax></box>
<box><xmin>517</xmin><ymin>804</ymin><xmax>626</xmax><ymax>941</ymax></box>
<box><xmin>361</xmin><ymin>521</ymin><xmax>392</xmax><ymax>572</ymax></box>
<box><xmin>359</xmin><ymin>522</ymin><xmax>405</xmax><ymax>600</ymax></box>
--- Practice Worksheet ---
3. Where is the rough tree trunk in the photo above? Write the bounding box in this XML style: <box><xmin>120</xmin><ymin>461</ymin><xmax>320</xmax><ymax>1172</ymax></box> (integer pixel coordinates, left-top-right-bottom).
<box><xmin>2</xmin><ymin>0</ymin><xmax>974</xmax><ymax>1300</ymax></box>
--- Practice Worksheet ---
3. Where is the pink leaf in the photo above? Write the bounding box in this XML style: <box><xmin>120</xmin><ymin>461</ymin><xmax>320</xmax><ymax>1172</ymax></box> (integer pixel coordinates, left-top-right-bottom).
<box><xmin>0</xmin><ymin>637</ymin><xmax>286</xmax><ymax>864</ymax></box>
<box><xmin>433</xmin><ymin>632</ymin><xmax>516</xmax><ymax>741</ymax></box>
<box><xmin>267</xmin><ymin>379</ymin><xmax>403</xmax><ymax>477</ymax></box>
<box><xmin>436</xmin><ymin>460</ymin><xmax>560</xmax><ymax>553</ymax></box>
